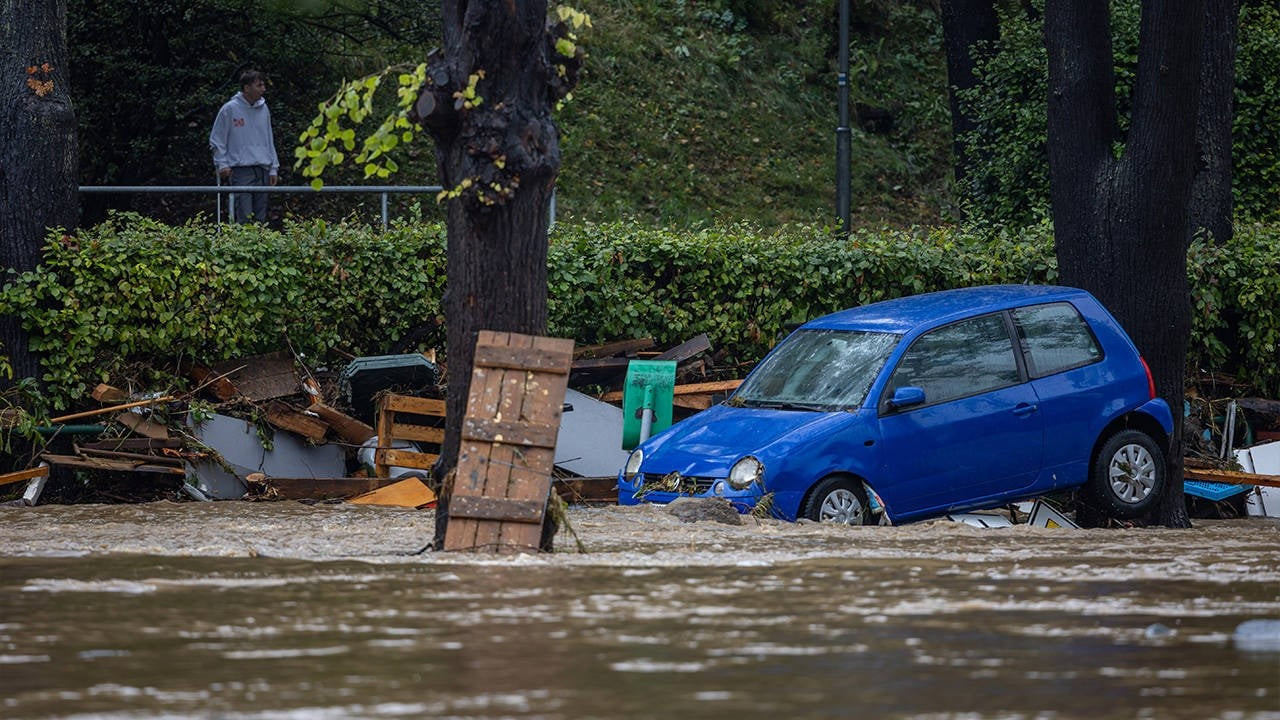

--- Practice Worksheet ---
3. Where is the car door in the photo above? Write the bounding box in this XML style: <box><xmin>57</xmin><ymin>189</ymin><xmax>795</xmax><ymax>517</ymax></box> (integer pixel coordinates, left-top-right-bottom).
<box><xmin>874</xmin><ymin>312</ymin><xmax>1044</xmax><ymax>517</ymax></box>
<box><xmin>1010</xmin><ymin>301</ymin><xmax>1108</xmax><ymax>490</ymax></box>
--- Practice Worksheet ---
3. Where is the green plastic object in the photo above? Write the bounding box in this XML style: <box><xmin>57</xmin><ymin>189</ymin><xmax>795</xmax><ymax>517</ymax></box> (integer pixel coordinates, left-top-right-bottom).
<box><xmin>621</xmin><ymin>360</ymin><xmax>676</xmax><ymax>451</ymax></box>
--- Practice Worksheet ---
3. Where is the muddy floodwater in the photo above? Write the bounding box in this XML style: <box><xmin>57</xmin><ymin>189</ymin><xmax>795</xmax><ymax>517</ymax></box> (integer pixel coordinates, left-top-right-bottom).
<box><xmin>0</xmin><ymin>502</ymin><xmax>1277</xmax><ymax>719</ymax></box>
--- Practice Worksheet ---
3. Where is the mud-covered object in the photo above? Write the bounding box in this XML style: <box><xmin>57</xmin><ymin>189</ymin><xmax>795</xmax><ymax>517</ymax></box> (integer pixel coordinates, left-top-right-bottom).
<box><xmin>665</xmin><ymin>497</ymin><xmax>743</xmax><ymax>525</ymax></box>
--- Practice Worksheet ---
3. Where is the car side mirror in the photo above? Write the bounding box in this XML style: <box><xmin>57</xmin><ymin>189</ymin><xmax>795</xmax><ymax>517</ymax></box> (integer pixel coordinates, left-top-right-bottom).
<box><xmin>888</xmin><ymin>386</ymin><xmax>926</xmax><ymax>410</ymax></box>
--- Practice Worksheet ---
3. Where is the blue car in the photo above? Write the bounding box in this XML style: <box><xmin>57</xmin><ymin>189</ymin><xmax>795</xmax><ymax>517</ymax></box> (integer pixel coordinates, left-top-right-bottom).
<box><xmin>618</xmin><ymin>285</ymin><xmax>1174</xmax><ymax>524</ymax></box>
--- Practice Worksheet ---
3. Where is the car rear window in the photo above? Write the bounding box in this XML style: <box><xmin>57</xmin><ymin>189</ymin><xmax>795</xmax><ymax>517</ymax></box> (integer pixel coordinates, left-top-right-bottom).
<box><xmin>1011</xmin><ymin>302</ymin><xmax>1103</xmax><ymax>378</ymax></box>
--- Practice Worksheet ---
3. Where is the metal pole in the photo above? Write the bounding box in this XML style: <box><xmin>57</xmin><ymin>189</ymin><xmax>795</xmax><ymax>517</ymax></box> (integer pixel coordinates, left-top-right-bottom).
<box><xmin>836</xmin><ymin>0</ymin><xmax>852</xmax><ymax>236</ymax></box>
<box><xmin>381</xmin><ymin>192</ymin><xmax>389</xmax><ymax>232</ymax></box>
<box><xmin>215</xmin><ymin>173</ymin><xmax>222</xmax><ymax>229</ymax></box>
<box><xmin>549</xmin><ymin>188</ymin><xmax>557</xmax><ymax>232</ymax></box>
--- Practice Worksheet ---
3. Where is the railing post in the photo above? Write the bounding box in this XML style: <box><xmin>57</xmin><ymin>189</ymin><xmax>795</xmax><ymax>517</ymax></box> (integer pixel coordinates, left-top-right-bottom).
<box><xmin>381</xmin><ymin>192</ymin><xmax>388</xmax><ymax>232</ymax></box>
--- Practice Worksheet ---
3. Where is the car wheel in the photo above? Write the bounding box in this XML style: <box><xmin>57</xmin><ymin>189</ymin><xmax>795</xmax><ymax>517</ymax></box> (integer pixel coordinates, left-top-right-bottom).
<box><xmin>1088</xmin><ymin>429</ymin><xmax>1166</xmax><ymax>519</ymax></box>
<box><xmin>802</xmin><ymin>476</ymin><xmax>872</xmax><ymax>525</ymax></box>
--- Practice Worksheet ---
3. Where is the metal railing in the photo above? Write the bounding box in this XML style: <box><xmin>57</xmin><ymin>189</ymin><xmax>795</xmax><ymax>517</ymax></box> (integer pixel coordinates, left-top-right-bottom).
<box><xmin>79</xmin><ymin>183</ymin><xmax>557</xmax><ymax>231</ymax></box>
<box><xmin>79</xmin><ymin>184</ymin><xmax>443</xmax><ymax>232</ymax></box>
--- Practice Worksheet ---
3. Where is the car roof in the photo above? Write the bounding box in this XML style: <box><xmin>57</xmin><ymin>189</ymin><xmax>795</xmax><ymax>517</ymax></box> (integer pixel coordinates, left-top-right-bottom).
<box><xmin>802</xmin><ymin>284</ymin><xmax>1094</xmax><ymax>334</ymax></box>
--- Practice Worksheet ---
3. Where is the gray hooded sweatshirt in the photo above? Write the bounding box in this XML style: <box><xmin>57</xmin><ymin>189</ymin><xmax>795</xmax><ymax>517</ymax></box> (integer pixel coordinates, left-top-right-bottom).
<box><xmin>209</xmin><ymin>92</ymin><xmax>279</xmax><ymax>175</ymax></box>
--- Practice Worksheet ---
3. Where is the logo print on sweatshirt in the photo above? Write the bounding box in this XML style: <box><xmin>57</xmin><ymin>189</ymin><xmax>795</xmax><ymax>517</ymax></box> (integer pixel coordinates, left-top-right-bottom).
<box><xmin>233</xmin><ymin>118</ymin><xmax>245</xmax><ymax>127</ymax></box>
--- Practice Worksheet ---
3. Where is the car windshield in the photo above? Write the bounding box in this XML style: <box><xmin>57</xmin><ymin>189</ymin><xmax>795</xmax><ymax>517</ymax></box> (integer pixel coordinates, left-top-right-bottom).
<box><xmin>733</xmin><ymin>329</ymin><xmax>900</xmax><ymax>410</ymax></box>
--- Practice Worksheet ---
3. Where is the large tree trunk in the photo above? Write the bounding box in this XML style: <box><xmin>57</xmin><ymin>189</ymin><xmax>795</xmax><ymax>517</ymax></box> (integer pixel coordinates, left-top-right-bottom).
<box><xmin>0</xmin><ymin>0</ymin><xmax>79</xmax><ymax>384</ymax></box>
<box><xmin>1047</xmin><ymin>0</ymin><xmax>1204</xmax><ymax>528</ymax></box>
<box><xmin>1188</xmin><ymin>0</ymin><xmax>1237</xmax><ymax>246</ymax></box>
<box><xmin>414</xmin><ymin>0</ymin><xmax>581</xmax><ymax>549</ymax></box>
<box><xmin>939</xmin><ymin>0</ymin><xmax>1000</xmax><ymax>192</ymax></box>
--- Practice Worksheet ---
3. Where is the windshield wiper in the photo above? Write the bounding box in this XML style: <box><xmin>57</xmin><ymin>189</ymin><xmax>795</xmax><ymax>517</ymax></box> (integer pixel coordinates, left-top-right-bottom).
<box><xmin>742</xmin><ymin>399</ymin><xmax>829</xmax><ymax>411</ymax></box>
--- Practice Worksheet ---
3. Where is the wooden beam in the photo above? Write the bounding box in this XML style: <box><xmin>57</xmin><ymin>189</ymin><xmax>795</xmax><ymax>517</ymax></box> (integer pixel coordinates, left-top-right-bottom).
<box><xmin>265</xmin><ymin>401</ymin><xmax>329</xmax><ymax>444</ymax></box>
<box><xmin>50</xmin><ymin>396</ymin><xmax>176</xmax><ymax>424</ymax></box>
<box><xmin>375</xmin><ymin>448</ymin><xmax>439</xmax><ymax>470</ymax></box>
<box><xmin>382</xmin><ymin>395</ymin><xmax>447</xmax><ymax>416</ymax></box>
<box><xmin>1185</xmin><ymin>467</ymin><xmax>1280</xmax><ymax>489</ymax></box>
<box><xmin>461</xmin><ymin>417</ymin><xmax>559</xmax><ymax>449</ymax></box>
<box><xmin>450</xmin><ymin>495</ymin><xmax>545</xmax><ymax>523</ymax></box>
<box><xmin>603</xmin><ymin>379</ymin><xmax>741</xmax><ymax>403</ymax></box>
<box><xmin>0</xmin><ymin>466</ymin><xmax>49</xmax><ymax>487</ymax></box>
<box><xmin>573</xmin><ymin>338</ymin><xmax>655</xmax><ymax>359</ymax></box>
<box><xmin>474</xmin><ymin>344</ymin><xmax>574</xmax><ymax>373</ymax></box>
<box><xmin>263</xmin><ymin>476</ymin><xmax>399</xmax><ymax>500</ymax></box>
<box><xmin>655</xmin><ymin>333</ymin><xmax>712</xmax><ymax>363</ymax></box>
<box><xmin>39</xmin><ymin>454</ymin><xmax>185</xmax><ymax>475</ymax></box>
<box><xmin>309</xmin><ymin>403</ymin><xmax>376</xmax><ymax>443</ymax></box>
<box><xmin>348</xmin><ymin>477</ymin><xmax>437</xmax><ymax>508</ymax></box>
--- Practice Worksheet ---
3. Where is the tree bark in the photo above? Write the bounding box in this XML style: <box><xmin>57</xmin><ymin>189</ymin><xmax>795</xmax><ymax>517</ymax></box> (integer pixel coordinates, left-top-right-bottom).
<box><xmin>1188</xmin><ymin>0</ymin><xmax>1237</xmax><ymax>246</ymax></box>
<box><xmin>0</xmin><ymin>0</ymin><xmax>79</xmax><ymax>384</ymax></box>
<box><xmin>413</xmin><ymin>0</ymin><xmax>581</xmax><ymax>549</ymax></box>
<box><xmin>939</xmin><ymin>0</ymin><xmax>1000</xmax><ymax>191</ymax></box>
<box><xmin>1047</xmin><ymin>0</ymin><xmax>1204</xmax><ymax>528</ymax></box>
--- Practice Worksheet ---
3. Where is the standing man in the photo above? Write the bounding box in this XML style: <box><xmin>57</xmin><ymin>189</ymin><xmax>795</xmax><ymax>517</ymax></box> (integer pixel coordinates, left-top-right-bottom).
<box><xmin>210</xmin><ymin>69</ymin><xmax>279</xmax><ymax>223</ymax></box>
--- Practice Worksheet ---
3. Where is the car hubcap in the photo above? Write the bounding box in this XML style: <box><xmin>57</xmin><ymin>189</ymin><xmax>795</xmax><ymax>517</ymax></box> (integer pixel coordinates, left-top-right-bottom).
<box><xmin>819</xmin><ymin>488</ymin><xmax>865</xmax><ymax>525</ymax></box>
<box><xmin>1108</xmin><ymin>443</ymin><xmax>1157</xmax><ymax>503</ymax></box>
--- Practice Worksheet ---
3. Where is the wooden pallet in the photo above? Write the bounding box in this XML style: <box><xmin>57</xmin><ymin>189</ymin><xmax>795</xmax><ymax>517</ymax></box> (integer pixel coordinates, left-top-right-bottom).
<box><xmin>374</xmin><ymin>394</ymin><xmax>447</xmax><ymax>478</ymax></box>
<box><xmin>444</xmin><ymin>331</ymin><xmax>574</xmax><ymax>553</ymax></box>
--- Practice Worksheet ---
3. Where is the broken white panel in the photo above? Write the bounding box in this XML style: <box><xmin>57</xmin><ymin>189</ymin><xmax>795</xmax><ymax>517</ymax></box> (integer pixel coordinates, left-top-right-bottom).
<box><xmin>186</xmin><ymin>414</ymin><xmax>348</xmax><ymax>499</ymax></box>
<box><xmin>1026</xmin><ymin>499</ymin><xmax>1079</xmax><ymax>529</ymax></box>
<box><xmin>946</xmin><ymin>513</ymin><xmax>1013</xmax><ymax>528</ymax></box>
<box><xmin>554</xmin><ymin>389</ymin><xmax>631</xmax><ymax>477</ymax></box>
<box><xmin>1238</xmin><ymin>442</ymin><xmax>1280</xmax><ymax>518</ymax></box>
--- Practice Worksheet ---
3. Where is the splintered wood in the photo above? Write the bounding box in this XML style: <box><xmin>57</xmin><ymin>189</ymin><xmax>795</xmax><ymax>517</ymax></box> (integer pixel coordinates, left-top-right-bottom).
<box><xmin>443</xmin><ymin>331</ymin><xmax>573</xmax><ymax>553</ymax></box>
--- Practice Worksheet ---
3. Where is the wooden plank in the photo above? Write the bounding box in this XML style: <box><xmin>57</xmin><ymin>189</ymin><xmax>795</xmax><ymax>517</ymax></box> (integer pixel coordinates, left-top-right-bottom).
<box><xmin>654</xmin><ymin>333</ymin><xmax>712</xmax><ymax>363</ymax></box>
<box><xmin>448</xmin><ymin>331</ymin><xmax>519</xmax><ymax>551</ymax></box>
<box><xmin>92</xmin><ymin>384</ymin><xmax>128</xmax><ymax>403</ymax></box>
<box><xmin>260</xmin><ymin>476</ymin><xmax>396</xmax><ymax>500</ymax></box>
<box><xmin>51</xmin><ymin>396</ymin><xmax>176</xmax><ymax>424</ymax></box>
<box><xmin>497</xmin><ymin>334</ymin><xmax>573</xmax><ymax>552</ymax></box>
<box><xmin>348</xmin><ymin>477</ymin><xmax>437</xmax><ymax>508</ymax></box>
<box><xmin>309</xmin><ymin>404</ymin><xmax>375</xmax><ymax>444</ymax></box>
<box><xmin>445</xmin><ymin>331</ymin><xmax>575</xmax><ymax>553</ymax></box>
<box><xmin>76</xmin><ymin>447</ymin><xmax>184</xmax><ymax>466</ymax></box>
<box><xmin>209</xmin><ymin>351</ymin><xmax>300</xmax><ymax>402</ymax></box>
<box><xmin>554</xmin><ymin>476</ymin><xmax>618</xmax><ymax>504</ymax></box>
<box><xmin>603</xmin><ymin>379</ymin><xmax>741</xmax><ymax>403</ymax></box>
<box><xmin>189</xmin><ymin>363</ymin><xmax>240</xmax><ymax>401</ymax></box>
<box><xmin>81</xmin><ymin>438</ymin><xmax>183</xmax><ymax>452</ymax></box>
<box><xmin>114</xmin><ymin>412</ymin><xmax>171</xmax><ymax>440</ymax></box>
<box><xmin>0</xmin><ymin>466</ymin><xmax>49</xmax><ymax>487</ymax></box>
<box><xmin>450</xmin><ymin>495</ymin><xmax>545</xmax><ymax>523</ymax></box>
<box><xmin>474</xmin><ymin>343</ymin><xmax>573</xmax><ymax>373</ymax></box>
<box><xmin>265</xmin><ymin>402</ymin><xmax>329</xmax><ymax>444</ymax></box>
<box><xmin>672</xmin><ymin>395</ymin><xmax>713</xmax><ymax>411</ymax></box>
<box><xmin>573</xmin><ymin>338</ymin><xmax>655</xmax><ymax>359</ymax></box>
<box><xmin>40</xmin><ymin>454</ymin><xmax>185</xmax><ymax>475</ymax></box>
<box><xmin>461</xmin><ymin>417</ymin><xmax>559</xmax><ymax>449</ymax></box>
<box><xmin>383</xmin><ymin>395</ymin><xmax>447</xmax><ymax>416</ymax></box>
<box><xmin>389</xmin><ymin>422</ymin><xmax>445</xmax><ymax>444</ymax></box>
<box><xmin>571</xmin><ymin>357</ymin><xmax>631</xmax><ymax>373</ymax></box>
<box><xmin>470</xmin><ymin>332</ymin><xmax>528</xmax><ymax>552</ymax></box>
<box><xmin>376</xmin><ymin>448</ymin><xmax>440</xmax><ymax>470</ymax></box>
<box><xmin>1185</xmin><ymin>467</ymin><xmax>1280</xmax><ymax>489</ymax></box>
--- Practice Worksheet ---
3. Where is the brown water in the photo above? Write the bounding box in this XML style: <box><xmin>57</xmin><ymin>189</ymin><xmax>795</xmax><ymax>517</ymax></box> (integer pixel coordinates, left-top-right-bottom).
<box><xmin>1</xmin><ymin>502</ymin><xmax>1277</xmax><ymax>719</ymax></box>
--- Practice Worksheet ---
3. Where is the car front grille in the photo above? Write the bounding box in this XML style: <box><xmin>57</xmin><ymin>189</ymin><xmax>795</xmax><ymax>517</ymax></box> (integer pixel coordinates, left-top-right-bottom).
<box><xmin>639</xmin><ymin>472</ymin><xmax>716</xmax><ymax>495</ymax></box>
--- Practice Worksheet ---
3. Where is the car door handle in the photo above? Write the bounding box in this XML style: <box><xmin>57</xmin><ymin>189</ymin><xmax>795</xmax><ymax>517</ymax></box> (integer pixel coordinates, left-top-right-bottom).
<box><xmin>1012</xmin><ymin>403</ymin><xmax>1039</xmax><ymax>416</ymax></box>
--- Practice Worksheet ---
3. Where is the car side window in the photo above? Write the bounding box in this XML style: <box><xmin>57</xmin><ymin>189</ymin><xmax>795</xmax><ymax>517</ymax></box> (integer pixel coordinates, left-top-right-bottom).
<box><xmin>1011</xmin><ymin>302</ymin><xmax>1103</xmax><ymax>378</ymax></box>
<box><xmin>886</xmin><ymin>313</ymin><xmax>1020</xmax><ymax>407</ymax></box>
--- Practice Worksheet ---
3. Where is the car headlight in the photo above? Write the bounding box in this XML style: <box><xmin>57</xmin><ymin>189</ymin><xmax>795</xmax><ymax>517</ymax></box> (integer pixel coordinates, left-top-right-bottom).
<box><xmin>728</xmin><ymin>455</ymin><xmax>764</xmax><ymax>490</ymax></box>
<box><xmin>623</xmin><ymin>448</ymin><xmax>644</xmax><ymax>480</ymax></box>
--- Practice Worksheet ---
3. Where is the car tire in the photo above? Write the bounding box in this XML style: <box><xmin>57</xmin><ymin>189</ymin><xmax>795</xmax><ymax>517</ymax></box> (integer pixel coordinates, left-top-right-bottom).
<box><xmin>1087</xmin><ymin>429</ymin><xmax>1166</xmax><ymax>519</ymax></box>
<box><xmin>802</xmin><ymin>476</ymin><xmax>873</xmax><ymax>525</ymax></box>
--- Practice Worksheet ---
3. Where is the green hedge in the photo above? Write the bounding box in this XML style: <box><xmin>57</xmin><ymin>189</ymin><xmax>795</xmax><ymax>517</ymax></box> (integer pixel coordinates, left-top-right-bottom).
<box><xmin>2</xmin><ymin>215</ymin><xmax>1276</xmax><ymax>409</ymax></box>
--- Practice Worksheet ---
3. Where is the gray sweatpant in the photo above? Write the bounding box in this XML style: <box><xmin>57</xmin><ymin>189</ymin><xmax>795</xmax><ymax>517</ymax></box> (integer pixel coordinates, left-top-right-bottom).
<box><xmin>228</xmin><ymin>166</ymin><xmax>270</xmax><ymax>224</ymax></box>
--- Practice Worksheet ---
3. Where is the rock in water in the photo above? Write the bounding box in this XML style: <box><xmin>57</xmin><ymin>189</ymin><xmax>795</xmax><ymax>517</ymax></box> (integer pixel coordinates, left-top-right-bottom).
<box><xmin>666</xmin><ymin>497</ymin><xmax>743</xmax><ymax>526</ymax></box>
<box><xmin>1233</xmin><ymin>619</ymin><xmax>1280</xmax><ymax>653</ymax></box>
